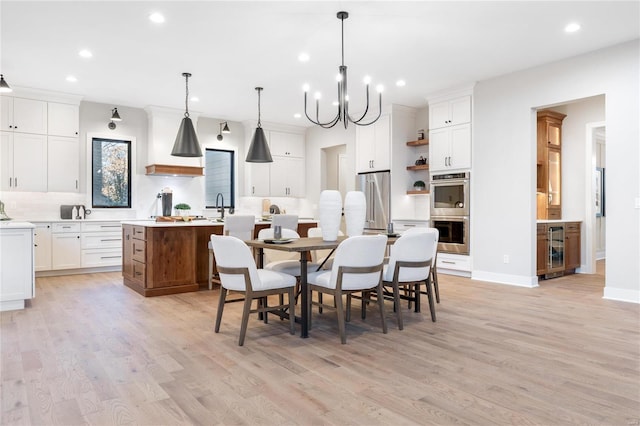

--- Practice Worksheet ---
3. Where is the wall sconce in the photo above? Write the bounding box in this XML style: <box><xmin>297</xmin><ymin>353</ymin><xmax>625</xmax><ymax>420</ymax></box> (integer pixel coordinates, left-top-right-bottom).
<box><xmin>217</xmin><ymin>121</ymin><xmax>231</xmax><ymax>141</ymax></box>
<box><xmin>108</xmin><ymin>107</ymin><xmax>122</xmax><ymax>130</ymax></box>
<box><xmin>0</xmin><ymin>74</ymin><xmax>12</xmax><ymax>93</ymax></box>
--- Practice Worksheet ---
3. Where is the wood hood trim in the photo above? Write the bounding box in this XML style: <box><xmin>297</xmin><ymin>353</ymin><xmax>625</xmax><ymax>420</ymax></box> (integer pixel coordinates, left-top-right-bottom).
<box><xmin>145</xmin><ymin>164</ymin><xmax>204</xmax><ymax>177</ymax></box>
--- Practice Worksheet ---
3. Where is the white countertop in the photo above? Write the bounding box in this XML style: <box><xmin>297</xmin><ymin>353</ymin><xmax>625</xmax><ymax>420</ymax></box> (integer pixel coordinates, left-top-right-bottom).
<box><xmin>0</xmin><ymin>221</ymin><xmax>35</xmax><ymax>229</ymax></box>
<box><xmin>537</xmin><ymin>219</ymin><xmax>582</xmax><ymax>223</ymax></box>
<box><xmin>120</xmin><ymin>219</ymin><xmax>318</xmax><ymax>228</ymax></box>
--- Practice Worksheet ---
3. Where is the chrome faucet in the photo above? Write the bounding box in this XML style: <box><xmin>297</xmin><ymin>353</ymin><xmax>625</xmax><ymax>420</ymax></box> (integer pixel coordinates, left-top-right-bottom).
<box><xmin>215</xmin><ymin>193</ymin><xmax>225</xmax><ymax>219</ymax></box>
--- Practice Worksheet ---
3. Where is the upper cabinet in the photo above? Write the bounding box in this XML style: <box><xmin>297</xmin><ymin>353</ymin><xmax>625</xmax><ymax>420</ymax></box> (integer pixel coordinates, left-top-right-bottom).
<box><xmin>48</xmin><ymin>102</ymin><xmax>79</xmax><ymax>137</ymax></box>
<box><xmin>245</xmin><ymin>128</ymin><xmax>306</xmax><ymax>198</ymax></box>
<box><xmin>536</xmin><ymin>110</ymin><xmax>566</xmax><ymax>220</ymax></box>
<box><xmin>429</xmin><ymin>95</ymin><xmax>471</xmax><ymax>130</ymax></box>
<box><xmin>428</xmin><ymin>92</ymin><xmax>472</xmax><ymax>173</ymax></box>
<box><xmin>355</xmin><ymin>113</ymin><xmax>391</xmax><ymax>172</ymax></box>
<box><xmin>1</xmin><ymin>132</ymin><xmax>48</xmax><ymax>192</ymax></box>
<box><xmin>1</xmin><ymin>97</ymin><xmax>48</xmax><ymax>134</ymax></box>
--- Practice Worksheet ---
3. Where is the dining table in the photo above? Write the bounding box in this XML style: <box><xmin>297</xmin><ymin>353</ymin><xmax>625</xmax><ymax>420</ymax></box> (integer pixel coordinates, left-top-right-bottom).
<box><xmin>245</xmin><ymin>234</ymin><xmax>397</xmax><ymax>338</ymax></box>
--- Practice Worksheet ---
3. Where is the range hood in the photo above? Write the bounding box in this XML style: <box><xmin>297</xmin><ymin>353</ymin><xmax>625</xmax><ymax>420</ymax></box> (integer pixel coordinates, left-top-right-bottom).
<box><xmin>145</xmin><ymin>164</ymin><xmax>203</xmax><ymax>177</ymax></box>
<box><xmin>144</xmin><ymin>106</ymin><xmax>203</xmax><ymax>177</ymax></box>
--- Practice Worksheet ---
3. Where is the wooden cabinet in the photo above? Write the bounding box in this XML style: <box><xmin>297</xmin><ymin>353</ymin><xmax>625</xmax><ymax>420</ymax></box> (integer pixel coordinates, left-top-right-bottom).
<box><xmin>0</xmin><ymin>225</ymin><xmax>35</xmax><ymax>312</ymax></box>
<box><xmin>47</xmin><ymin>136</ymin><xmax>79</xmax><ymax>192</ymax></box>
<box><xmin>429</xmin><ymin>95</ymin><xmax>471</xmax><ymax>130</ymax></box>
<box><xmin>1</xmin><ymin>131</ymin><xmax>48</xmax><ymax>191</ymax></box>
<box><xmin>356</xmin><ymin>114</ymin><xmax>390</xmax><ymax>172</ymax></box>
<box><xmin>537</xmin><ymin>110</ymin><xmax>566</xmax><ymax>220</ymax></box>
<box><xmin>51</xmin><ymin>222</ymin><xmax>81</xmax><ymax>270</ymax></box>
<box><xmin>405</xmin><ymin>139</ymin><xmax>430</xmax><ymax>195</ymax></box>
<box><xmin>429</xmin><ymin>123</ymin><xmax>471</xmax><ymax>172</ymax></box>
<box><xmin>0</xmin><ymin>97</ymin><xmax>48</xmax><ymax>134</ymax></box>
<box><xmin>537</xmin><ymin>221</ymin><xmax>581</xmax><ymax>279</ymax></box>
<box><xmin>47</xmin><ymin>102</ymin><xmax>79</xmax><ymax>137</ymax></box>
<box><xmin>34</xmin><ymin>223</ymin><xmax>52</xmax><ymax>271</ymax></box>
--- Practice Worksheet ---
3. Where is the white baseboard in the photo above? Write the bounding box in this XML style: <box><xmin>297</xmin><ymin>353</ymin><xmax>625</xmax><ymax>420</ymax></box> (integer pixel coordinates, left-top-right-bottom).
<box><xmin>36</xmin><ymin>265</ymin><xmax>121</xmax><ymax>277</ymax></box>
<box><xmin>603</xmin><ymin>287</ymin><xmax>639</xmax><ymax>304</ymax></box>
<box><xmin>471</xmin><ymin>270</ymin><xmax>539</xmax><ymax>288</ymax></box>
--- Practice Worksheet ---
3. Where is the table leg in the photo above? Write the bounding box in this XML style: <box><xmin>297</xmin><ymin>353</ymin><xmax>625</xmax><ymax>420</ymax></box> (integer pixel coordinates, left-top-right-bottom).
<box><xmin>299</xmin><ymin>252</ymin><xmax>309</xmax><ymax>338</ymax></box>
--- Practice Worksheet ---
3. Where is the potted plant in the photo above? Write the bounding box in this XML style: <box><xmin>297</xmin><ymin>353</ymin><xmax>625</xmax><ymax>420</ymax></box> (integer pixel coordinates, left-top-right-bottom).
<box><xmin>174</xmin><ymin>203</ymin><xmax>191</xmax><ymax>218</ymax></box>
<box><xmin>413</xmin><ymin>180</ymin><xmax>426</xmax><ymax>191</ymax></box>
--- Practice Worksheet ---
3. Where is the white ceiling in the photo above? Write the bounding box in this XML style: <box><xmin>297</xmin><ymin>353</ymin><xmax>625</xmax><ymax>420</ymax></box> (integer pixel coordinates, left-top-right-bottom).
<box><xmin>2</xmin><ymin>1</ymin><xmax>639</xmax><ymax>127</ymax></box>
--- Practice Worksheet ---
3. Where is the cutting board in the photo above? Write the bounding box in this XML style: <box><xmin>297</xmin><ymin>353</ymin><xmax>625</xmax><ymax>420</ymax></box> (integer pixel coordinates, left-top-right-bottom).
<box><xmin>156</xmin><ymin>216</ymin><xmax>196</xmax><ymax>222</ymax></box>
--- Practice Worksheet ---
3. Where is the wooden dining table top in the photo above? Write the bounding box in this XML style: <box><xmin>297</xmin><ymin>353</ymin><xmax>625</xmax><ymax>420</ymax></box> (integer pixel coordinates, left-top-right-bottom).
<box><xmin>245</xmin><ymin>234</ymin><xmax>398</xmax><ymax>252</ymax></box>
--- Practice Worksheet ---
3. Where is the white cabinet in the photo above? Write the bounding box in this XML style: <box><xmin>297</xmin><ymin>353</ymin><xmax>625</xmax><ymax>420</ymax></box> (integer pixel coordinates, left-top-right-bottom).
<box><xmin>270</xmin><ymin>156</ymin><xmax>305</xmax><ymax>197</ymax></box>
<box><xmin>34</xmin><ymin>223</ymin><xmax>52</xmax><ymax>271</ymax></box>
<box><xmin>0</xmin><ymin>97</ymin><xmax>48</xmax><ymax>134</ymax></box>
<box><xmin>51</xmin><ymin>222</ymin><xmax>81</xmax><ymax>270</ymax></box>
<box><xmin>47</xmin><ymin>136</ymin><xmax>79</xmax><ymax>192</ymax></box>
<box><xmin>0</xmin><ymin>131</ymin><xmax>48</xmax><ymax>191</ymax></box>
<box><xmin>0</xmin><ymin>225</ymin><xmax>35</xmax><ymax>311</ymax></box>
<box><xmin>356</xmin><ymin>114</ymin><xmax>390</xmax><ymax>172</ymax></box>
<box><xmin>80</xmin><ymin>221</ymin><xmax>123</xmax><ymax>268</ymax></box>
<box><xmin>429</xmin><ymin>124</ymin><xmax>471</xmax><ymax>172</ymax></box>
<box><xmin>269</xmin><ymin>131</ymin><xmax>304</xmax><ymax>157</ymax></box>
<box><xmin>47</xmin><ymin>102</ymin><xmax>79</xmax><ymax>137</ymax></box>
<box><xmin>429</xmin><ymin>95</ymin><xmax>471</xmax><ymax>130</ymax></box>
<box><xmin>247</xmin><ymin>163</ymin><xmax>271</xmax><ymax>197</ymax></box>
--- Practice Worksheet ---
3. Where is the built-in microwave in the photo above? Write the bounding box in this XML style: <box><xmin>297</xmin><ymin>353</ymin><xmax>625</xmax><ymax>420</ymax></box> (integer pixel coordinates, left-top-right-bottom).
<box><xmin>430</xmin><ymin>172</ymin><xmax>470</xmax><ymax>217</ymax></box>
<box><xmin>431</xmin><ymin>216</ymin><xmax>469</xmax><ymax>255</ymax></box>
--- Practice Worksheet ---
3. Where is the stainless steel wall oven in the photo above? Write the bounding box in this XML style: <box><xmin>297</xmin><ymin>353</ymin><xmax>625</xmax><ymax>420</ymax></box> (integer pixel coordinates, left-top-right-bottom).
<box><xmin>430</xmin><ymin>172</ymin><xmax>470</xmax><ymax>254</ymax></box>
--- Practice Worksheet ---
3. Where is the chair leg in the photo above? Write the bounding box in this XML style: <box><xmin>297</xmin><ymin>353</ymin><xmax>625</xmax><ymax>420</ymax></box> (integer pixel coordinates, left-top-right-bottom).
<box><xmin>361</xmin><ymin>291</ymin><xmax>367</xmax><ymax>320</ymax></box>
<box><xmin>215</xmin><ymin>287</ymin><xmax>227</xmax><ymax>333</ymax></box>
<box><xmin>346</xmin><ymin>294</ymin><xmax>351</xmax><ymax>322</ymax></box>
<box><xmin>334</xmin><ymin>290</ymin><xmax>347</xmax><ymax>344</ymax></box>
<box><xmin>432</xmin><ymin>267</ymin><xmax>440</xmax><ymax>303</ymax></box>
<box><xmin>425</xmin><ymin>278</ymin><xmax>436</xmax><ymax>322</ymax></box>
<box><xmin>208</xmin><ymin>249</ymin><xmax>214</xmax><ymax>290</ymax></box>
<box><xmin>238</xmin><ymin>295</ymin><xmax>253</xmax><ymax>346</ymax></box>
<box><xmin>414</xmin><ymin>283</ymin><xmax>421</xmax><ymax>313</ymax></box>
<box><xmin>393</xmin><ymin>282</ymin><xmax>403</xmax><ymax>330</ymax></box>
<box><xmin>376</xmin><ymin>284</ymin><xmax>388</xmax><ymax>334</ymax></box>
<box><xmin>288</xmin><ymin>288</ymin><xmax>295</xmax><ymax>335</ymax></box>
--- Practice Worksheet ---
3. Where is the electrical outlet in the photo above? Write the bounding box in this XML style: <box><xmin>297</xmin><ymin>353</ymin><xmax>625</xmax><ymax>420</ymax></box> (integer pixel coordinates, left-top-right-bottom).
<box><xmin>503</xmin><ymin>255</ymin><xmax>509</xmax><ymax>264</ymax></box>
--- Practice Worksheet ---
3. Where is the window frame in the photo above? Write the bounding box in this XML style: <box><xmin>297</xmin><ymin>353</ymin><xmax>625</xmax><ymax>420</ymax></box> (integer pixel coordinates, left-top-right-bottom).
<box><xmin>204</xmin><ymin>147</ymin><xmax>235</xmax><ymax>209</ymax></box>
<box><xmin>90</xmin><ymin>136</ymin><xmax>132</xmax><ymax>209</ymax></box>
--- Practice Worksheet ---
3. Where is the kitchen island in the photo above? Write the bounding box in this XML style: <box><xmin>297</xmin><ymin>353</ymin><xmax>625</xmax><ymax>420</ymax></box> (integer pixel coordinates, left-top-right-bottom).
<box><xmin>120</xmin><ymin>219</ymin><xmax>317</xmax><ymax>297</ymax></box>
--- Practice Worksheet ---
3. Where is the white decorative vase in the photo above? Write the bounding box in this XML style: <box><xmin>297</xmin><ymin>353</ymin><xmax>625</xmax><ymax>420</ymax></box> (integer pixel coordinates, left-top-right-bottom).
<box><xmin>318</xmin><ymin>190</ymin><xmax>342</xmax><ymax>241</ymax></box>
<box><xmin>344</xmin><ymin>191</ymin><xmax>366</xmax><ymax>237</ymax></box>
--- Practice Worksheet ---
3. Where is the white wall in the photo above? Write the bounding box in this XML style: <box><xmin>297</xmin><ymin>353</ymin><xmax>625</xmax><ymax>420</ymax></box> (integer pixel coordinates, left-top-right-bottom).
<box><xmin>472</xmin><ymin>40</ymin><xmax>639</xmax><ymax>302</ymax></box>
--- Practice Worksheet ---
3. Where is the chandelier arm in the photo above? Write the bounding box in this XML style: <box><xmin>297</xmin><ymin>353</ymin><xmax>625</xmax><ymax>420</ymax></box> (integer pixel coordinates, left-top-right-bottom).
<box><xmin>350</xmin><ymin>85</ymin><xmax>371</xmax><ymax>124</ymax></box>
<box><xmin>303</xmin><ymin>92</ymin><xmax>340</xmax><ymax>127</ymax></box>
<box><xmin>351</xmin><ymin>92</ymin><xmax>382</xmax><ymax>127</ymax></box>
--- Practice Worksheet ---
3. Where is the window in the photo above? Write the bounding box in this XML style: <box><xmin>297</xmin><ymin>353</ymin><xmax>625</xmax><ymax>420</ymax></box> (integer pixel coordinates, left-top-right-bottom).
<box><xmin>205</xmin><ymin>148</ymin><xmax>235</xmax><ymax>208</ymax></box>
<box><xmin>91</xmin><ymin>137</ymin><xmax>131</xmax><ymax>208</ymax></box>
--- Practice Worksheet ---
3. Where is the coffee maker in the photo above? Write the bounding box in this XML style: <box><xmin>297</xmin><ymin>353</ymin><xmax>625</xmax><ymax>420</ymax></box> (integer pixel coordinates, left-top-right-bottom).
<box><xmin>161</xmin><ymin>187</ymin><xmax>173</xmax><ymax>217</ymax></box>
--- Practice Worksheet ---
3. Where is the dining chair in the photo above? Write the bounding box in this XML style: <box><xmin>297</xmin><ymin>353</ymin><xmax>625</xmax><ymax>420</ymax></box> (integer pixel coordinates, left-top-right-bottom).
<box><xmin>271</xmin><ymin>214</ymin><xmax>298</xmax><ymax>232</ymax></box>
<box><xmin>306</xmin><ymin>234</ymin><xmax>388</xmax><ymax>344</ymax></box>
<box><xmin>209</xmin><ymin>235</ymin><xmax>296</xmax><ymax>346</ymax></box>
<box><xmin>307</xmin><ymin>227</ymin><xmax>343</xmax><ymax>270</ymax></box>
<box><xmin>402</xmin><ymin>227</ymin><xmax>440</xmax><ymax>303</ymax></box>
<box><xmin>381</xmin><ymin>229</ymin><xmax>438</xmax><ymax>329</ymax></box>
<box><xmin>208</xmin><ymin>215</ymin><xmax>256</xmax><ymax>290</ymax></box>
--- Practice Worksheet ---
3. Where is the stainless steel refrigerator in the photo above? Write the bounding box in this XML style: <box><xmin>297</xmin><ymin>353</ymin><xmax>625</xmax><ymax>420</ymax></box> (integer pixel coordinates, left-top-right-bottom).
<box><xmin>357</xmin><ymin>170</ymin><xmax>391</xmax><ymax>231</ymax></box>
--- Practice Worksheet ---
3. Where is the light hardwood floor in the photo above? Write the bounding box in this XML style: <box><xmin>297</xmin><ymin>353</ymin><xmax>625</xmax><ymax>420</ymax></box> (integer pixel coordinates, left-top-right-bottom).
<box><xmin>1</xmin><ymin>261</ymin><xmax>638</xmax><ymax>425</ymax></box>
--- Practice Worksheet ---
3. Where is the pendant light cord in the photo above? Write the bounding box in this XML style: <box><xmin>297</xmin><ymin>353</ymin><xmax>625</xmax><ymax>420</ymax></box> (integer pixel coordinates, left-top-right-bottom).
<box><xmin>256</xmin><ymin>87</ymin><xmax>263</xmax><ymax>128</ymax></box>
<box><xmin>184</xmin><ymin>74</ymin><xmax>190</xmax><ymax>118</ymax></box>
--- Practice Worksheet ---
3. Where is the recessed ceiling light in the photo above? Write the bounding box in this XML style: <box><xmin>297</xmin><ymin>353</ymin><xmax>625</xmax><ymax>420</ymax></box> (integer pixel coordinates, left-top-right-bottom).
<box><xmin>149</xmin><ymin>12</ymin><xmax>165</xmax><ymax>23</ymax></box>
<box><xmin>565</xmin><ymin>22</ymin><xmax>581</xmax><ymax>33</ymax></box>
<box><xmin>293</xmin><ymin>113</ymin><xmax>301</xmax><ymax>119</ymax></box>
<box><xmin>298</xmin><ymin>52</ymin><xmax>310</xmax><ymax>62</ymax></box>
<box><xmin>66</xmin><ymin>75</ymin><xmax>77</xmax><ymax>82</ymax></box>
<box><xmin>190</xmin><ymin>96</ymin><xmax>199</xmax><ymax>102</ymax></box>
<box><xmin>78</xmin><ymin>49</ymin><xmax>92</xmax><ymax>58</ymax></box>
<box><xmin>396</xmin><ymin>80</ymin><xmax>406</xmax><ymax>87</ymax></box>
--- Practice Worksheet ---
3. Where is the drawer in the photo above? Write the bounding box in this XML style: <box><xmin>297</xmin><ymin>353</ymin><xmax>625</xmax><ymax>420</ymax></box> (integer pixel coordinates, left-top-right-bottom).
<box><xmin>132</xmin><ymin>226</ymin><xmax>146</xmax><ymax>241</ymax></box>
<box><xmin>565</xmin><ymin>222</ymin><xmax>580</xmax><ymax>232</ymax></box>
<box><xmin>81</xmin><ymin>232</ymin><xmax>122</xmax><ymax>249</ymax></box>
<box><xmin>132</xmin><ymin>240</ymin><xmax>146</xmax><ymax>263</ymax></box>
<box><xmin>81</xmin><ymin>222</ymin><xmax>122</xmax><ymax>233</ymax></box>
<box><xmin>393</xmin><ymin>221</ymin><xmax>430</xmax><ymax>233</ymax></box>
<box><xmin>82</xmin><ymin>248</ymin><xmax>122</xmax><ymax>267</ymax></box>
<box><xmin>52</xmin><ymin>222</ymin><xmax>81</xmax><ymax>233</ymax></box>
<box><xmin>436</xmin><ymin>254</ymin><xmax>471</xmax><ymax>272</ymax></box>
<box><xmin>132</xmin><ymin>260</ymin><xmax>146</xmax><ymax>284</ymax></box>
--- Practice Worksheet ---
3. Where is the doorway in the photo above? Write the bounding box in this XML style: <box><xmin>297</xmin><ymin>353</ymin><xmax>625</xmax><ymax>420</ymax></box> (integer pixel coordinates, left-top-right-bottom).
<box><xmin>585</xmin><ymin>122</ymin><xmax>606</xmax><ymax>273</ymax></box>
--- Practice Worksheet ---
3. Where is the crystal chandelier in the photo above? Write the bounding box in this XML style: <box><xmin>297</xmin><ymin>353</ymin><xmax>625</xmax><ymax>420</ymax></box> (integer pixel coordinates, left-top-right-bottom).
<box><xmin>303</xmin><ymin>11</ymin><xmax>383</xmax><ymax>129</ymax></box>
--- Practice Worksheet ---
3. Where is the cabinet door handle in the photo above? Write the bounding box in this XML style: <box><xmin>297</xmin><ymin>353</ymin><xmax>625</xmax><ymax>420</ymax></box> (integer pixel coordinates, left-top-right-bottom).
<box><xmin>101</xmin><ymin>238</ymin><xmax>121</xmax><ymax>242</ymax></box>
<box><xmin>252</xmin><ymin>186</ymin><xmax>255</xmax><ymax>195</ymax></box>
<box><xmin>14</xmin><ymin>177</ymin><xmax>17</xmax><ymax>187</ymax></box>
<box><xmin>76</xmin><ymin>180</ymin><xmax>78</xmax><ymax>189</ymax></box>
<box><xmin>135</xmin><ymin>248</ymin><xmax>143</xmax><ymax>252</ymax></box>
<box><xmin>101</xmin><ymin>255</ymin><xmax>121</xmax><ymax>260</ymax></box>
<box><xmin>442</xmin><ymin>260</ymin><xmax>455</xmax><ymax>264</ymax></box>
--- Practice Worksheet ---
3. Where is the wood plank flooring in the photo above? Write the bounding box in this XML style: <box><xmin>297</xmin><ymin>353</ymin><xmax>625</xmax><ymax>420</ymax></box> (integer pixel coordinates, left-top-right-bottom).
<box><xmin>2</xmin><ymin>261</ymin><xmax>638</xmax><ymax>425</ymax></box>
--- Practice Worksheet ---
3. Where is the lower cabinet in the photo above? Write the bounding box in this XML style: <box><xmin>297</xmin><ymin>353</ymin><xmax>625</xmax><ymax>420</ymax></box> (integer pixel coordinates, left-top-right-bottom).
<box><xmin>537</xmin><ymin>221</ymin><xmax>581</xmax><ymax>279</ymax></box>
<box><xmin>0</xmin><ymin>225</ymin><xmax>35</xmax><ymax>311</ymax></box>
<box><xmin>52</xmin><ymin>223</ymin><xmax>81</xmax><ymax>269</ymax></box>
<box><xmin>80</xmin><ymin>221</ymin><xmax>122</xmax><ymax>267</ymax></box>
<box><xmin>34</xmin><ymin>222</ymin><xmax>52</xmax><ymax>271</ymax></box>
